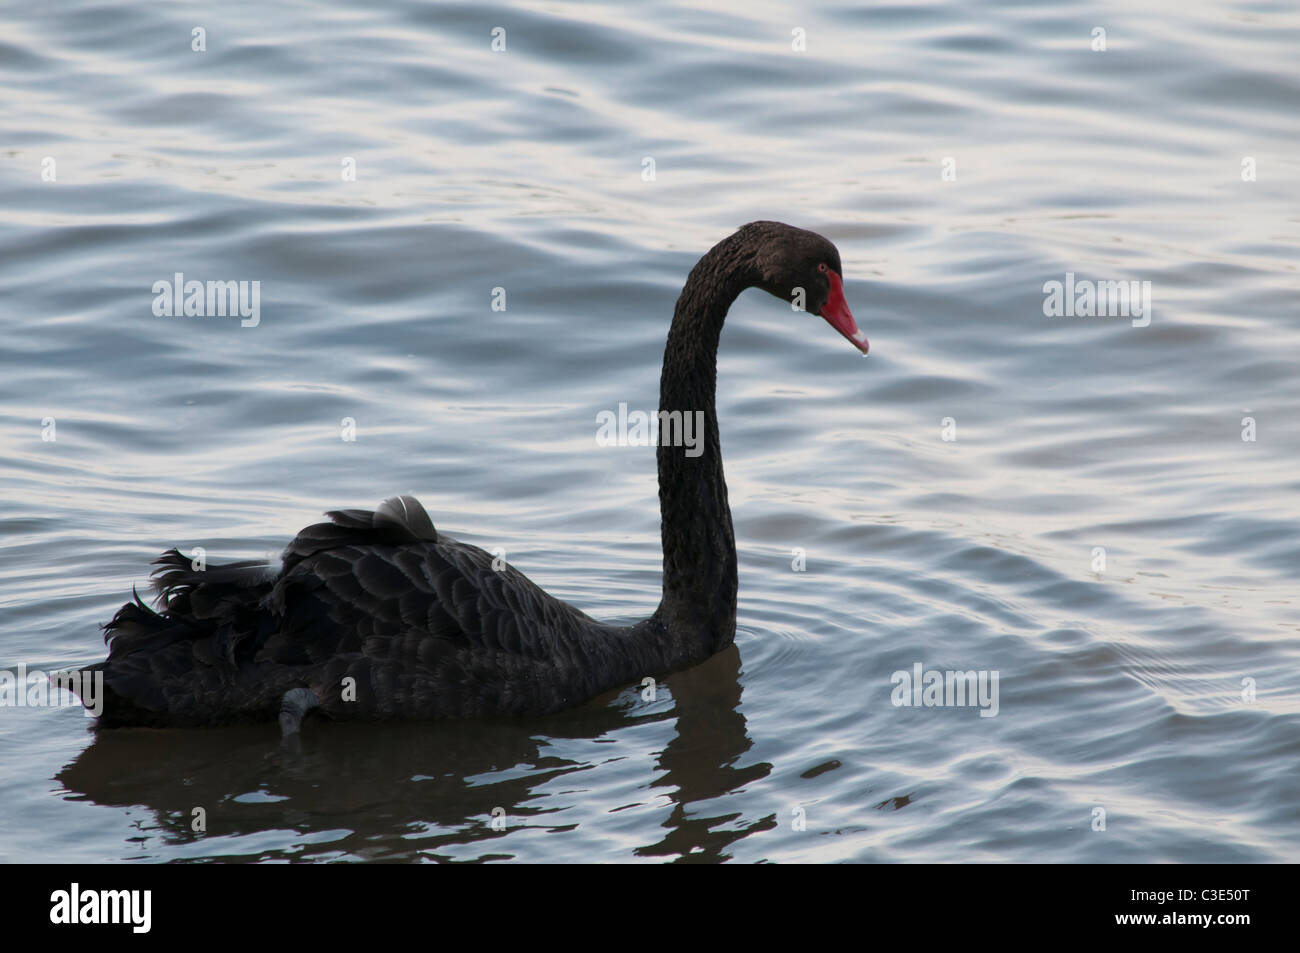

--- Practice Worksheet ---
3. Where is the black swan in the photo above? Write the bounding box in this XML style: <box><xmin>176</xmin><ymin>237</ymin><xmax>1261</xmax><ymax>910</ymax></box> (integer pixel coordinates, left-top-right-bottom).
<box><xmin>74</xmin><ymin>221</ymin><xmax>867</xmax><ymax>733</ymax></box>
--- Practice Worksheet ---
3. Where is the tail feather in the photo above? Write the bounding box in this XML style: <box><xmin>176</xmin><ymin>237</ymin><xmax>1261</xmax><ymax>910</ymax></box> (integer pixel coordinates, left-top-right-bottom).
<box><xmin>100</xmin><ymin>588</ymin><xmax>198</xmax><ymax>657</ymax></box>
<box><xmin>83</xmin><ymin>496</ymin><xmax>441</xmax><ymax>727</ymax></box>
<box><xmin>150</xmin><ymin>549</ymin><xmax>277</xmax><ymax>615</ymax></box>
<box><xmin>84</xmin><ymin>550</ymin><xmax>281</xmax><ymax>726</ymax></box>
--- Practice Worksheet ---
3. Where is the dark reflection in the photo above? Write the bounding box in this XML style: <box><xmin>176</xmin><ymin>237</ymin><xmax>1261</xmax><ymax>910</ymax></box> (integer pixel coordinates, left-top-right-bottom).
<box><xmin>55</xmin><ymin>645</ymin><xmax>768</xmax><ymax>862</ymax></box>
<box><xmin>636</xmin><ymin>646</ymin><xmax>774</xmax><ymax>862</ymax></box>
<box><xmin>874</xmin><ymin>794</ymin><xmax>913</xmax><ymax>811</ymax></box>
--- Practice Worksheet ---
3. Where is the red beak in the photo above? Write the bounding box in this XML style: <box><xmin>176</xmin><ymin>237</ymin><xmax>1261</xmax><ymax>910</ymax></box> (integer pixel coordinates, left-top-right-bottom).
<box><xmin>818</xmin><ymin>270</ymin><xmax>868</xmax><ymax>355</ymax></box>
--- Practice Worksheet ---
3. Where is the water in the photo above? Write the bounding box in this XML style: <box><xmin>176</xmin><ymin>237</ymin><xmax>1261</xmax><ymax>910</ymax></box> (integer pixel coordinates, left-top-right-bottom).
<box><xmin>1</xmin><ymin>0</ymin><xmax>1297</xmax><ymax>863</ymax></box>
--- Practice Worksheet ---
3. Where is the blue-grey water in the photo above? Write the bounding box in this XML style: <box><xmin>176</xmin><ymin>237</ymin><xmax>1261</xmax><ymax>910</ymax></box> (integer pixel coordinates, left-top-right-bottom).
<box><xmin>1</xmin><ymin>0</ymin><xmax>1297</xmax><ymax>863</ymax></box>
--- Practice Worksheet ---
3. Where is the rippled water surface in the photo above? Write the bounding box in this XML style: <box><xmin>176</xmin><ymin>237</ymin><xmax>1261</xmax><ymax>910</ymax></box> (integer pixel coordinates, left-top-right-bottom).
<box><xmin>2</xmin><ymin>0</ymin><xmax>1298</xmax><ymax>863</ymax></box>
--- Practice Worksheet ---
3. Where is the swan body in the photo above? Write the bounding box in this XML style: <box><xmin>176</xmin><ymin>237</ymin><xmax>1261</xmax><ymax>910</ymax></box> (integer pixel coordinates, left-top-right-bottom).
<box><xmin>76</xmin><ymin>221</ymin><xmax>867</xmax><ymax>729</ymax></box>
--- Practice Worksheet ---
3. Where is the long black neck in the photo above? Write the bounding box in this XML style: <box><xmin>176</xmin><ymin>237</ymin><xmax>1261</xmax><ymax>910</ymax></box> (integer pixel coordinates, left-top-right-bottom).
<box><xmin>653</xmin><ymin>231</ymin><xmax>758</xmax><ymax>655</ymax></box>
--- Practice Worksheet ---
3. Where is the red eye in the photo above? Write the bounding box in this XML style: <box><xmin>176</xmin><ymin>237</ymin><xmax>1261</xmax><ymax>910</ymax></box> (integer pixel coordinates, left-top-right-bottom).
<box><xmin>817</xmin><ymin>263</ymin><xmax>829</xmax><ymax>274</ymax></box>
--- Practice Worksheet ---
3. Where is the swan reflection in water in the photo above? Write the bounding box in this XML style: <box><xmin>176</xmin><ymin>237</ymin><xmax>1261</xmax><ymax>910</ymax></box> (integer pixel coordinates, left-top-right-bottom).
<box><xmin>57</xmin><ymin>646</ymin><xmax>775</xmax><ymax>862</ymax></box>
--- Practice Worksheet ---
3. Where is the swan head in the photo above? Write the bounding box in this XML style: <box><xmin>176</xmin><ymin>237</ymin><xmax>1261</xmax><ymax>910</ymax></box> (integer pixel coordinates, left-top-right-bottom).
<box><xmin>742</xmin><ymin>220</ymin><xmax>869</xmax><ymax>355</ymax></box>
